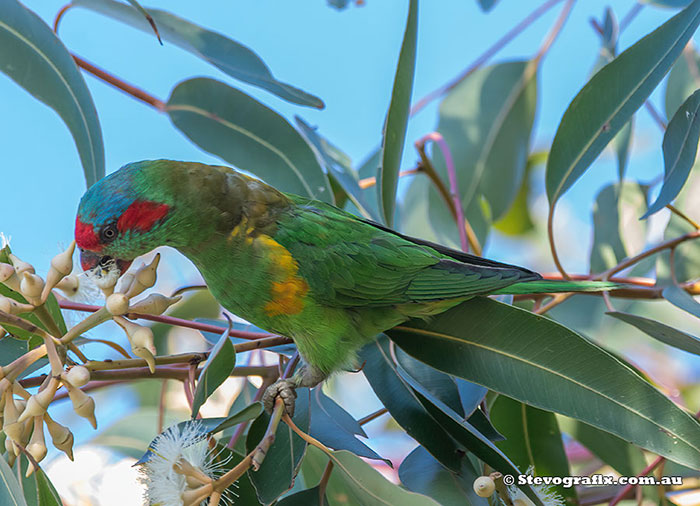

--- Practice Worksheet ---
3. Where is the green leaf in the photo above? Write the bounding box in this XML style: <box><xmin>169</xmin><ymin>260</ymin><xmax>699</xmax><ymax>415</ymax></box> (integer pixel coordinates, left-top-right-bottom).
<box><xmin>557</xmin><ymin>415</ymin><xmax>648</xmax><ymax>476</ymax></box>
<box><xmin>308</xmin><ymin>388</ymin><xmax>388</xmax><ymax>464</ymax></box>
<box><xmin>657</xmin><ymin>170</ymin><xmax>700</xmax><ymax>283</ymax></box>
<box><xmin>430</xmin><ymin>60</ymin><xmax>537</xmax><ymax>223</ymax></box>
<box><xmin>326</xmin><ymin>449</ymin><xmax>442</xmax><ymax>506</ymax></box>
<box><xmin>546</xmin><ymin>0</ymin><xmax>700</xmax><ymax>205</ymax></box>
<box><xmin>399</xmin><ymin>445</ymin><xmax>487</xmax><ymax>506</ymax></box>
<box><xmin>614</xmin><ymin>119</ymin><xmax>634</xmax><ymax>182</ymax></box>
<box><xmin>210</xmin><ymin>444</ymin><xmax>263</xmax><ymax>505</ymax></box>
<box><xmin>296</xmin><ymin>117</ymin><xmax>378</xmax><ymax>221</ymax></box>
<box><xmin>377</xmin><ymin>0</ymin><xmax>417</xmax><ymax>226</ymax></box>
<box><xmin>590</xmin><ymin>182</ymin><xmax>648</xmax><ymax>273</ymax></box>
<box><xmin>396</xmin><ymin>366</ymin><xmax>543</xmax><ymax>506</ymax></box>
<box><xmin>493</xmin><ymin>151</ymin><xmax>545</xmax><ymax>236</ymax></box>
<box><xmin>167</xmin><ymin>78</ymin><xmax>332</xmax><ymax>201</ymax></box>
<box><xmin>71</xmin><ymin>0</ymin><xmax>323</xmax><ymax>108</ymax></box>
<box><xmin>645</xmin><ymin>90</ymin><xmax>700</xmax><ymax>217</ymax></box>
<box><xmin>277</xmin><ymin>486</ymin><xmax>329</xmax><ymax>506</ymax></box>
<box><xmin>491</xmin><ymin>396</ymin><xmax>575</xmax><ymax>504</ymax></box>
<box><xmin>0</xmin><ymin>0</ymin><xmax>104</xmax><ymax>187</ymax></box>
<box><xmin>33</xmin><ymin>469</ymin><xmax>62</xmax><ymax>506</ymax></box>
<box><xmin>191</xmin><ymin>318</ymin><xmax>236</xmax><ymax>417</ymax></box>
<box><xmin>607</xmin><ymin>311</ymin><xmax>700</xmax><ymax>355</ymax></box>
<box><xmin>663</xmin><ymin>284</ymin><xmax>700</xmax><ymax>318</ymax></box>
<box><xmin>648</xmin><ymin>1</ymin><xmax>695</xmax><ymax>10</ymax></box>
<box><xmin>456</xmin><ymin>379</ymin><xmax>487</xmax><ymax>418</ymax></box>
<box><xmin>388</xmin><ymin>297</ymin><xmax>700</xmax><ymax>470</ymax></box>
<box><xmin>247</xmin><ymin>389</ymin><xmax>310</xmax><ymax>504</ymax></box>
<box><xmin>666</xmin><ymin>46</ymin><xmax>700</xmax><ymax>119</ymax></box>
<box><xmin>0</xmin><ymin>452</ymin><xmax>28</xmax><ymax>506</ymax></box>
<box><xmin>360</xmin><ymin>336</ymin><xmax>466</xmax><ymax>472</ymax></box>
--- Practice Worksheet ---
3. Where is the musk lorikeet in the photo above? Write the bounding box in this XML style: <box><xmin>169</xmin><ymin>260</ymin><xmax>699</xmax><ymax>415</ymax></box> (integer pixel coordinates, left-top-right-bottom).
<box><xmin>75</xmin><ymin>160</ymin><xmax>615</xmax><ymax>414</ymax></box>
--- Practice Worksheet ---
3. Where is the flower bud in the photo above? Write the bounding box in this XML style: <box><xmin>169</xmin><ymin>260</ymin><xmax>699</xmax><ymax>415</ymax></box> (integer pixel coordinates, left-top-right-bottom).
<box><xmin>114</xmin><ymin>317</ymin><xmax>156</xmax><ymax>373</ymax></box>
<box><xmin>26</xmin><ymin>417</ymin><xmax>47</xmax><ymax>477</ymax></box>
<box><xmin>41</xmin><ymin>241</ymin><xmax>76</xmax><ymax>303</ymax></box>
<box><xmin>125</xmin><ymin>254</ymin><xmax>160</xmax><ymax>298</ymax></box>
<box><xmin>0</xmin><ymin>263</ymin><xmax>20</xmax><ymax>292</ymax></box>
<box><xmin>117</xmin><ymin>272</ymin><xmax>135</xmax><ymax>295</ymax></box>
<box><xmin>64</xmin><ymin>366</ymin><xmax>90</xmax><ymax>388</ymax></box>
<box><xmin>105</xmin><ymin>293</ymin><xmax>130</xmax><ymax>316</ymax></box>
<box><xmin>18</xmin><ymin>377</ymin><xmax>60</xmax><ymax>423</ymax></box>
<box><xmin>55</xmin><ymin>274</ymin><xmax>79</xmax><ymax>297</ymax></box>
<box><xmin>0</xmin><ymin>295</ymin><xmax>34</xmax><ymax>315</ymax></box>
<box><xmin>44</xmin><ymin>414</ymin><xmax>74</xmax><ymax>460</ymax></box>
<box><xmin>20</xmin><ymin>272</ymin><xmax>44</xmax><ymax>306</ymax></box>
<box><xmin>9</xmin><ymin>253</ymin><xmax>34</xmax><ymax>275</ymax></box>
<box><xmin>2</xmin><ymin>393</ymin><xmax>23</xmax><ymax>442</ymax></box>
<box><xmin>473</xmin><ymin>476</ymin><xmax>496</xmax><ymax>497</ymax></box>
<box><xmin>129</xmin><ymin>294</ymin><xmax>181</xmax><ymax>316</ymax></box>
<box><xmin>65</xmin><ymin>384</ymin><xmax>97</xmax><ymax>429</ymax></box>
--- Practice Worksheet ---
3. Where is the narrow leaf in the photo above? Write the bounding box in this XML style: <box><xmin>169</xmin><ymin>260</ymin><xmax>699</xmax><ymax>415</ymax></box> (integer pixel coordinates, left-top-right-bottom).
<box><xmin>546</xmin><ymin>0</ymin><xmax>700</xmax><ymax>205</ymax></box>
<box><xmin>665</xmin><ymin>45</ymin><xmax>700</xmax><ymax>119</ymax></box>
<box><xmin>123</xmin><ymin>0</ymin><xmax>161</xmax><ymax>43</ymax></box>
<box><xmin>191</xmin><ymin>317</ymin><xmax>236</xmax><ymax>417</ymax></box>
<box><xmin>663</xmin><ymin>284</ymin><xmax>700</xmax><ymax>318</ymax></box>
<box><xmin>388</xmin><ymin>298</ymin><xmax>700</xmax><ymax>470</ymax></box>
<box><xmin>377</xmin><ymin>0</ymin><xmax>417</xmax><ymax>226</ymax></box>
<box><xmin>607</xmin><ymin>311</ymin><xmax>700</xmax><ymax>356</ymax></box>
<box><xmin>0</xmin><ymin>0</ymin><xmax>104</xmax><ymax>187</ymax></box>
<box><xmin>72</xmin><ymin>0</ymin><xmax>323</xmax><ymax>108</ymax></box>
<box><xmin>167</xmin><ymin>78</ymin><xmax>332</xmax><ymax>201</ymax></box>
<box><xmin>644</xmin><ymin>90</ymin><xmax>700</xmax><ymax>217</ymax></box>
<box><xmin>399</xmin><ymin>446</ymin><xmax>487</xmax><ymax>506</ymax></box>
<box><xmin>0</xmin><ymin>452</ymin><xmax>28</xmax><ymax>506</ymax></box>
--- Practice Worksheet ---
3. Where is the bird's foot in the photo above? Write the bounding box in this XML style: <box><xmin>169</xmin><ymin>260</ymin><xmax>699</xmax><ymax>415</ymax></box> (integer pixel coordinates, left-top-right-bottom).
<box><xmin>262</xmin><ymin>378</ymin><xmax>298</xmax><ymax>417</ymax></box>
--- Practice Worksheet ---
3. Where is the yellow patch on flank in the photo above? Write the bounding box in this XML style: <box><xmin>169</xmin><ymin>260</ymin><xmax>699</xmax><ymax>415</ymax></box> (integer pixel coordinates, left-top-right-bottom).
<box><xmin>257</xmin><ymin>235</ymin><xmax>309</xmax><ymax>316</ymax></box>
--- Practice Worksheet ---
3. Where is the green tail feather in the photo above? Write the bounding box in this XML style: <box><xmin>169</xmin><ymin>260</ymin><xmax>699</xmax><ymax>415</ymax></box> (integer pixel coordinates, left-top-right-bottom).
<box><xmin>493</xmin><ymin>280</ymin><xmax>618</xmax><ymax>295</ymax></box>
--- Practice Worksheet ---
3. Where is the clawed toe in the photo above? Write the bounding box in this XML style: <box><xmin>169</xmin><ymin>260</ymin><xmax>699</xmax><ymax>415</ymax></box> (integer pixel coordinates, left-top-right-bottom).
<box><xmin>262</xmin><ymin>379</ymin><xmax>297</xmax><ymax>417</ymax></box>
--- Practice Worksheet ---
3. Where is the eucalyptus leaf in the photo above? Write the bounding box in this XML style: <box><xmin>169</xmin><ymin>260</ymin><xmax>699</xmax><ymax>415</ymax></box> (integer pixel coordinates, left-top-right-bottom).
<box><xmin>388</xmin><ymin>297</ymin><xmax>700</xmax><ymax>470</ymax></box>
<box><xmin>399</xmin><ymin>445</ymin><xmax>487</xmax><ymax>506</ymax></box>
<box><xmin>0</xmin><ymin>454</ymin><xmax>28</xmax><ymax>506</ymax></box>
<box><xmin>607</xmin><ymin>311</ymin><xmax>700</xmax><ymax>356</ymax></box>
<box><xmin>72</xmin><ymin>0</ymin><xmax>323</xmax><ymax>108</ymax></box>
<box><xmin>663</xmin><ymin>284</ymin><xmax>700</xmax><ymax>318</ymax></box>
<box><xmin>167</xmin><ymin>78</ymin><xmax>332</xmax><ymax>201</ymax></box>
<box><xmin>666</xmin><ymin>45</ymin><xmax>700</xmax><ymax>119</ymax></box>
<box><xmin>191</xmin><ymin>318</ymin><xmax>236</xmax><ymax>417</ymax></box>
<box><xmin>546</xmin><ymin>0</ymin><xmax>700</xmax><ymax>205</ymax></box>
<box><xmin>644</xmin><ymin>89</ymin><xmax>700</xmax><ymax>217</ymax></box>
<box><xmin>0</xmin><ymin>0</ymin><xmax>104</xmax><ymax>187</ymax></box>
<box><xmin>377</xmin><ymin>0</ymin><xmax>417</xmax><ymax>226</ymax></box>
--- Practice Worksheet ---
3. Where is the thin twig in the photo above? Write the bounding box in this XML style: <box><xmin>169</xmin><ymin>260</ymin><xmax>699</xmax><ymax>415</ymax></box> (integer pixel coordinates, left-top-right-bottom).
<box><xmin>533</xmin><ymin>0</ymin><xmax>576</xmax><ymax>63</ymax></box>
<box><xmin>418</xmin><ymin>133</ymin><xmax>469</xmax><ymax>252</ymax></box>
<box><xmin>358</xmin><ymin>168</ymin><xmax>420</xmax><ymax>189</ymax></box>
<box><xmin>358</xmin><ymin>407</ymin><xmax>388</xmax><ymax>426</ymax></box>
<box><xmin>619</xmin><ymin>2</ymin><xmax>644</xmax><ymax>32</ymax></box>
<box><xmin>58</xmin><ymin>300</ymin><xmax>274</xmax><ymax>341</ymax></box>
<box><xmin>547</xmin><ymin>205</ymin><xmax>570</xmax><ymax>279</ymax></box>
<box><xmin>667</xmin><ymin>204</ymin><xmax>700</xmax><ymax>230</ymax></box>
<box><xmin>645</xmin><ymin>101</ymin><xmax>667</xmax><ymax>131</ymax></box>
<box><xmin>318</xmin><ymin>460</ymin><xmax>334</xmax><ymax>502</ymax></box>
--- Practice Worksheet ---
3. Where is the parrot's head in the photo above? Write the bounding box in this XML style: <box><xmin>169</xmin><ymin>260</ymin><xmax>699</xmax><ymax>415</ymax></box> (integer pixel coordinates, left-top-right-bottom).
<box><xmin>75</xmin><ymin>162</ymin><xmax>173</xmax><ymax>286</ymax></box>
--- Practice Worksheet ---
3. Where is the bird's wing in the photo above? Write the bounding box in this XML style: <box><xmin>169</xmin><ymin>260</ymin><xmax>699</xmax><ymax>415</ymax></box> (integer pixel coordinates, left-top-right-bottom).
<box><xmin>274</xmin><ymin>200</ymin><xmax>540</xmax><ymax>308</ymax></box>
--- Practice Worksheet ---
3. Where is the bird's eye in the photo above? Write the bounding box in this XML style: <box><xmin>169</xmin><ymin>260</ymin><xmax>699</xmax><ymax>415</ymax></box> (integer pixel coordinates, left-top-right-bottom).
<box><xmin>100</xmin><ymin>223</ymin><xmax>118</xmax><ymax>243</ymax></box>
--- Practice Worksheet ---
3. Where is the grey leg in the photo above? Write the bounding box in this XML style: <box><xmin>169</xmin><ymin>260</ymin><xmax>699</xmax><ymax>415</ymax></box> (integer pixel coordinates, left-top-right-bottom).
<box><xmin>262</xmin><ymin>364</ymin><xmax>327</xmax><ymax>417</ymax></box>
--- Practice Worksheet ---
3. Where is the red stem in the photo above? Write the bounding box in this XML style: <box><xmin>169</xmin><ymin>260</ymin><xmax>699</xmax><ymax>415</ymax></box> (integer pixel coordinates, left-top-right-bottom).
<box><xmin>58</xmin><ymin>300</ymin><xmax>274</xmax><ymax>341</ymax></box>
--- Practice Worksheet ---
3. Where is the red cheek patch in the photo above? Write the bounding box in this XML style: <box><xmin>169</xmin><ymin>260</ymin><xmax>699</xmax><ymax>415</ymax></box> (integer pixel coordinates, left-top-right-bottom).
<box><xmin>75</xmin><ymin>218</ymin><xmax>102</xmax><ymax>251</ymax></box>
<box><xmin>117</xmin><ymin>200</ymin><xmax>170</xmax><ymax>233</ymax></box>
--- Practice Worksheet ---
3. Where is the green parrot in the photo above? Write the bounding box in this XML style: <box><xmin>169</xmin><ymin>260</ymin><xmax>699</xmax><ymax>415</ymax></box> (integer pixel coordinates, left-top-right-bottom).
<box><xmin>75</xmin><ymin>160</ymin><xmax>614</xmax><ymax>414</ymax></box>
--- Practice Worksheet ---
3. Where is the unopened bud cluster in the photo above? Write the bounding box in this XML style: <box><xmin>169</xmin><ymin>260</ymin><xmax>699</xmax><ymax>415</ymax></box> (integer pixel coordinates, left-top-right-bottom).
<box><xmin>0</xmin><ymin>248</ymin><xmax>180</xmax><ymax>476</ymax></box>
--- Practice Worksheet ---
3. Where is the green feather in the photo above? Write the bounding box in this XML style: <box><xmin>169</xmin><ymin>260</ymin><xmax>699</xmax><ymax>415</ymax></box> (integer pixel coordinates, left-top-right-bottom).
<box><xmin>493</xmin><ymin>280</ymin><xmax>619</xmax><ymax>295</ymax></box>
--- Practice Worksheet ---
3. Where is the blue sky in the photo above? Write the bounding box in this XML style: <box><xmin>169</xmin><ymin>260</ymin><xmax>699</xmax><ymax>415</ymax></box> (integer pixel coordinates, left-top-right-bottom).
<box><xmin>0</xmin><ymin>0</ymin><xmax>678</xmax><ymax>271</ymax></box>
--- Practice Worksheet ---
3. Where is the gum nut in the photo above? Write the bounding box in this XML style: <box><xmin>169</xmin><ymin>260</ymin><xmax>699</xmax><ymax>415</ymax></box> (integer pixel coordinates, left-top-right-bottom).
<box><xmin>9</xmin><ymin>254</ymin><xmax>34</xmax><ymax>275</ymax></box>
<box><xmin>18</xmin><ymin>395</ymin><xmax>47</xmax><ymax>423</ymax></box>
<box><xmin>55</xmin><ymin>274</ymin><xmax>79</xmax><ymax>296</ymax></box>
<box><xmin>0</xmin><ymin>296</ymin><xmax>10</xmax><ymax>313</ymax></box>
<box><xmin>51</xmin><ymin>241</ymin><xmax>75</xmax><ymax>276</ymax></box>
<box><xmin>129</xmin><ymin>294</ymin><xmax>181</xmax><ymax>315</ymax></box>
<box><xmin>132</xmin><ymin>347</ymin><xmax>156</xmax><ymax>374</ymax></box>
<box><xmin>131</xmin><ymin>326</ymin><xmax>154</xmax><ymax>349</ymax></box>
<box><xmin>0</xmin><ymin>264</ymin><xmax>20</xmax><ymax>292</ymax></box>
<box><xmin>473</xmin><ymin>476</ymin><xmax>496</xmax><ymax>497</ymax></box>
<box><xmin>64</xmin><ymin>366</ymin><xmax>90</xmax><ymax>387</ymax></box>
<box><xmin>45</xmin><ymin>416</ymin><xmax>74</xmax><ymax>459</ymax></box>
<box><xmin>117</xmin><ymin>272</ymin><xmax>135</xmax><ymax>295</ymax></box>
<box><xmin>4</xmin><ymin>435</ymin><xmax>13</xmax><ymax>454</ymax></box>
<box><xmin>20</xmin><ymin>272</ymin><xmax>44</xmax><ymax>305</ymax></box>
<box><xmin>106</xmin><ymin>293</ymin><xmax>130</xmax><ymax>315</ymax></box>
<box><xmin>68</xmin><ymin>388</ymin><xmax>97</xmax><ymax>429</ymax></box>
